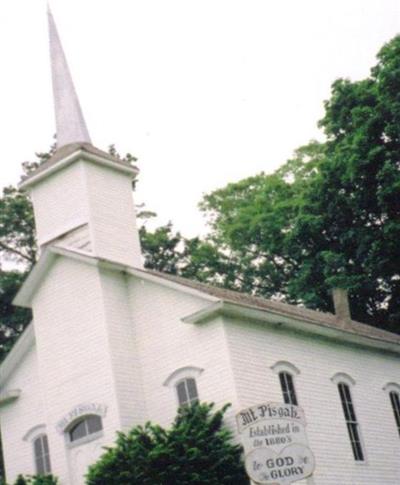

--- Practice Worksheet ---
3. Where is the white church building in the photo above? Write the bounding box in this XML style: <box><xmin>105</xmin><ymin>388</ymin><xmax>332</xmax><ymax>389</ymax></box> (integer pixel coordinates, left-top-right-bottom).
<box><xmin>1</xmin><ymin>9</ymin><xmax>400</xmax><ymax>485</ymax></box>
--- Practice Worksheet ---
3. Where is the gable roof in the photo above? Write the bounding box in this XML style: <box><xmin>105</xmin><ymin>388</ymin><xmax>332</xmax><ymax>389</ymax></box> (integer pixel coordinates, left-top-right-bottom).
<box><xmin>137</xmin><ymin>268</ymin><xmax>400</xmax><ymax>347</ymax></box>
<box><xmin>6</xmin><ymin>246</ymin><xmax>400</xmax><ymax>388</ymax></box>
<box><xmin>14</xmin><ymin>246</ymin><xmax>400</xmax><ymax>348</ymax></box>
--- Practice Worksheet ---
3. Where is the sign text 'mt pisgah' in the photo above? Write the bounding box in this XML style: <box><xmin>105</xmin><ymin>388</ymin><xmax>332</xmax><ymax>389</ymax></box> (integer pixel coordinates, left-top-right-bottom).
<box><xmin>237</xmin><ymin>402</ymin><xmax>306</xmax><ymax>431</ymax></box>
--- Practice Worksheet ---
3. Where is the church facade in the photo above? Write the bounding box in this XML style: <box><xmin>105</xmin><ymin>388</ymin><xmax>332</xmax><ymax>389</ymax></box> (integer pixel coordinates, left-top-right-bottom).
<box><xmin>1</xmin><ymin>9</ymin><xmax>400</xmax><ymax>485</ymax></box>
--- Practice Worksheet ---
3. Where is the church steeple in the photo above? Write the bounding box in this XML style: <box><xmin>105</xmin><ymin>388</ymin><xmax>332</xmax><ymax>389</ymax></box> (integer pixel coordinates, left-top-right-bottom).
<box><xmin>18</xmin><ymin>7</ymin><xmax>143</xmax><ymax>268</ymax></box>
<box><xmin>48</xmin><ymin>6</ymin><xmax>91</xmax><ymax>148</ymax></box>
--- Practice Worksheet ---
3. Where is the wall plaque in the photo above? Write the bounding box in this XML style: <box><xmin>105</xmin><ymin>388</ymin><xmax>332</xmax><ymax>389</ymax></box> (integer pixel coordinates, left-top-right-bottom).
<box><xmin>236</xmin><ymin>402</ymin><xmax>315</xmax><ymax>485</ymax></box>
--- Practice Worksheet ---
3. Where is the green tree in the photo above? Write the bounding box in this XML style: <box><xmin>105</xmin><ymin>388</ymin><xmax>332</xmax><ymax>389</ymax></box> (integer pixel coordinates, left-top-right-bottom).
<box><xmin>0</xmin><ymin>271</ymin><xmax>31</xmax><ymax>362</ymax></box>
<box><xmin>138</xmin><ymin>217</ymin><xmax>235</xmax><ymax>287</ymax></box>
<box><xmin>86</xmin><ymin>402</ymin><xmax>248</xmax><ymax>485</ymax></box>
<box><xmin>139</xmin><ymin>220</ymin><xmax>183</xmax><ymax>274</ymax></box>
<box><xmin>288</xmin><ymin>35</ymin><xmax>400</xmax><ymax>329</ymax></box>
<box><xmin>199</xmin><ymin>35</ymin><xmax>400</xmax><ymax>331</ymax></box>
<box><xmin>199</xmin><ymin>141</ymin><xmax>324</xmax><ymax>301</ymax></box>
<box><xmin>0</xmin><ymin>147</ymin><xmax>55</xmax><ymax>362</ymax></box>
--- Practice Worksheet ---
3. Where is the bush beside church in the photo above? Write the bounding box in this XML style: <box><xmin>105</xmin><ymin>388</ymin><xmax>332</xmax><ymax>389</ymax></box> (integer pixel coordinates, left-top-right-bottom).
<box><xmin>3</xmin><ymin>403</ymin><xmax>247</xmax><ymax>485</ymax></box>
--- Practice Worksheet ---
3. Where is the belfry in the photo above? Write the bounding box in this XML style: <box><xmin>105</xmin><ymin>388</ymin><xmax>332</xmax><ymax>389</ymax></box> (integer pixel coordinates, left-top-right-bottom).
<box><xmin>1</xmin><ymin>7</ymin><xmax>400</xmax><ymax>485</ymax></box>
<box><xmin>19</xmin><ymin>8</ymin><xmax>143</xmax><ymax>269</ymax></box>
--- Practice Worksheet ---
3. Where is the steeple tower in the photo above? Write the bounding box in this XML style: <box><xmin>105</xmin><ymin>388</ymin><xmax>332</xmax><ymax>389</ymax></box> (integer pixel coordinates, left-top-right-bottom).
<box><xmin>19</xmin><ymin>7</ymin><xmax>143</xmax><ymax>268</ymax></box>
<box><xmin>48</xmin><ymin>6</ymin><xmax>91</xmax><ymax>148</ymax></box>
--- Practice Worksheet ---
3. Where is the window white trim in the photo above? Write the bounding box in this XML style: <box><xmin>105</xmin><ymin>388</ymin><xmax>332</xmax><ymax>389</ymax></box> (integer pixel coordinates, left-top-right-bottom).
<box><xmin>163</xmin><ymin>366</ymin><xmax>204</xmax><ymax>387</ymax></box>
<box><xmin>383</xmin><ymin>382</ymin><xmax>400</xmax><ymax>393</ymax></box>
<box><xmin>331</xmin><ymin>372</ymin><xmax>356</xmax><ymax>386</ymax></box>
<box><xmin>271</xmin><ymin>361</ymin><xmax>300</xmax><ymax>405</ymax></box>
<box><xmin>23</xmin><ymin>426</ymin><xmax>51</xmax><ymax>475</ymax></box>
<box><xmin>270</xmin><ymin>361</ymin><xmax>300</xmax><ymax>376</ymax></box>
<box><xmin>383</xmin><ymin>383</ymin><xmax>400</xmax><ymax>438</ymax></box>
<box><xmin>66</xmin><ymin>429</ymin><xmax>104</xmax><ymax>449</ymax></box>
<box><xmin>23</xmin><ymin>424</ymin><xmax>47</xmax><ymax>442</ymax></box>
<box><xmin>332</xmin><ymin>375</ymin><xmax>366</xmax><ymax>463</ymax></box>
<box><xmin>65</xmin><ymin>414</ymin><xmax>104</xmax><ymax>449</ymax></box>
<box><xmin>33</xmin><ymin>433</ymin><xmax>51</xmax><ymax>475</ymax></box>
<box><xmin>175</xmin><ymin>377</ymin><xmax>199</xmax><ymax>407</ymax></box>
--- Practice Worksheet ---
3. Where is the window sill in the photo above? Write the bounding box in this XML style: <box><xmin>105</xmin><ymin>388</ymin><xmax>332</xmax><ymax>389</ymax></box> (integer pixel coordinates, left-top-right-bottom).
<box><xmin>354</xmin><ymin>459</ymin><xmax>368</xmax><ymax>466</ymax></box>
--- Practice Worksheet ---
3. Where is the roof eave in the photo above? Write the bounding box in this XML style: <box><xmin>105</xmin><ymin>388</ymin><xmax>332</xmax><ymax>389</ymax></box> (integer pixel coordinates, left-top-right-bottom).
<box><xmin>0</xmin><ymin>324</ymin><xmax>35</xmax><ymax>387</ymax></box>
<box><xmin>19</xmin><ymin>148</ymin><xmax>138</xmax><ymax>191</ymax></box>
<box><xmin>13</xmin><ymin>248</ymin><xmax>57</xmax><ymax>307</ymax></box>
<box><xmin>14</xmin><ymin>246</ymin><xmax>219</xmax><ymax>309</ymax></box>
<box><xmin>0</xmin><ymin>389</ymin><xmax>21</xmax><ymax>407</ymax></box>
<box><xmin>183</xmin><ymin>300</ymin><xmax>400</xmax><ymax>354</ymax></box>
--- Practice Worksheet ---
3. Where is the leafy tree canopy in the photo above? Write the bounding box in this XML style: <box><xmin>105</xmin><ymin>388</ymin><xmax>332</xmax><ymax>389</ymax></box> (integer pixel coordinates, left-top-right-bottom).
<box><xmin>86</xmin><ymin>402</ymin><xmax>247</xmax><ymax>485</ymax></box>
<box><xmin>0</xmin><ymin>149</ymin><xmax>51</xmax><ymax>363</ymax></box>
<box><xmin>198</xmin><ymin>35</ymin><xmax>400</xmax><ymax>331</ymax></box>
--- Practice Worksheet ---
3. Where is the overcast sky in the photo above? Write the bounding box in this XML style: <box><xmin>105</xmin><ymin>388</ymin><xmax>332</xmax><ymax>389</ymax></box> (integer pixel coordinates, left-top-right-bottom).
<box><xmin>1</xmin><ymin>0</ymin><xmax>399</xmax><ymax>236</ymax></box>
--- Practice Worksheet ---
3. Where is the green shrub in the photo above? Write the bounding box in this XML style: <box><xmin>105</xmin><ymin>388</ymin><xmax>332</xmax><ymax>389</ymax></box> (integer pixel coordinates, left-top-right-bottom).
<box><xmin>28</xmin><ymin>476</ymin><xmax>58</xmax><ymax>485</ymax></box>
<box><xmin>13</xmin><ymin>477</ymin><xmax>27</xmax><ymax>485</ymax></box>
<box><xmin>12</xmin><ymin>476</ymin><xmax>58</xmax><ymax>485</ymax></box>
<box><xmin>86</xmin><ymin>402</ymin><xmax>248</xmax><ymax>485</ymax></box>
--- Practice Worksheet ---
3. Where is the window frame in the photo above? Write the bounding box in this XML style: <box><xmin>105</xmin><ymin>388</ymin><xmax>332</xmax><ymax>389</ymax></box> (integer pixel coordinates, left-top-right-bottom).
<box><xmin>163</xmin><ymin>365</ymin><xmax>203</xmax><ymax>408</ymax></box>
<box><xmin>332</xmin><ymin>373</ymin><xmax>366</xmax><ymax>463</ymax></box>
<box><xmin>33</xmin><ymin>433</ymin><xmax>51</xmax><ymax>476</ymax></box>
<box><xmin>271</xmin><ymin>361</ymin><xmax>300</xmax><ymax>406</ymax></box>
<box><xmin>175</xmin><ymin>377</ymin><xmax>199</xmax><ymax>407</ymax></box>
<box><xmin>383</xmin><ymin>383</ymin><xmax>400</xmax><ymax>438</ymax></box>
<box><xmin>23</xmin><ymin>424</ymin><xmax>52</xmax><ymax>476</ymax></box>
<box><xmin>279</xmin><ymin>371</ymin><xmax>298</xmax><ymax>406</ymax></box>
<box><xmin>389</xmin><ymin>391</ymin><xmax>400</xmax><ymax>437</ymax></box>
<box><xmin>66</xmin><ymin>414</ymin><xmax>104</xmax><ymax>448</ymax></box>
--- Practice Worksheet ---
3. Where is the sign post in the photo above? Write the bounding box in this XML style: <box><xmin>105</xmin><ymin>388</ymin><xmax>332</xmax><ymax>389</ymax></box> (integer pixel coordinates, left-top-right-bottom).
<box><xmin>236</xmin><ymin>402</ymin><xmax>315</xmax><ymax>485</ymax></box>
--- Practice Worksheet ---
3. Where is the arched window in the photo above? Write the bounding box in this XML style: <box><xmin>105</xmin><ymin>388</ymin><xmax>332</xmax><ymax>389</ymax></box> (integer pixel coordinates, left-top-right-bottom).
<box><xmin>384</xmin><ymin>384</ymin><xmax>400</xmax><ymax>437</ymax></box>
<box><xmin>271</xmin><ymin>361</ymin><xmax>300</xmax><ymax>406</ymax></box>
<box><xmin>279</xmin><ymin>372</ymin><xmax>298</xmax><ymax>406</ymax></box>
<box><xmin>68</xmin><ymin>415</ymin><xmax>103</xmax><ymax>444</ymax></box>
<box><xmin>33</xmin><ymin>434</ymin><xmax>51</xmax><ymax>475</ymax></box>
<box><xmin>163</xmin><ymin>366</ymin><xmax>203</xmax><ymax>408</ymax></box>
<box><xmin>176</xmin><ymin>377</ymin><xmax>199</xmax><ymax>407</ymax></box>
<box><xmin>389</xmin><ymin>391</ymin><xmax>400</xmax><ymax>436</ymax></box>
<box><xmin>337</xmin><ymin>382</ymin><xmax>364</xmax><ymax>461</ymax></box>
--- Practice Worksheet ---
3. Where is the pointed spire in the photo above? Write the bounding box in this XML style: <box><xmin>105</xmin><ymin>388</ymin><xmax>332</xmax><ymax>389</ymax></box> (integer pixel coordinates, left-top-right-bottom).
<box><xmin>48</xmin><ymin>5</ymin><xmax>91</xmax><ymax>148</ymax></box>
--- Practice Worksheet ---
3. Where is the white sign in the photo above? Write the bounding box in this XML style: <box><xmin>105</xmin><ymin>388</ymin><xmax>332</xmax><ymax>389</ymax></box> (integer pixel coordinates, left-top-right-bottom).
<box><xmin>236</xmin><ymin>402</ymin><xmax>315</xmax><ymax>485</ymax></box>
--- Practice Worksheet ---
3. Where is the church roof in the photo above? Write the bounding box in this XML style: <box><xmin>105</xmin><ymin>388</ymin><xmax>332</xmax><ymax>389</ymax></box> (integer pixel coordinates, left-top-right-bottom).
<box><xmin>141</xmin><ymin>268</ymin><xmax>400</xmax><ymax>347</ymax></box>
<box><xmin>19</xmin><ymin>143</ymin><xmax>138</xmax><ymax>189</ymax></box>
<box><xmin>13</xmin><ymin>246</ymin><xmax>400</xmax><ymax>349</ymax></box>
<box><xmin>3</xmin><ymin>246</ymin><xmax>400</xmax><ymax>387</ymax></box>
<box><xmin>44</xmin><ymin>143</ymin><xmax>129</xmax><ymax>167</ymax></box>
